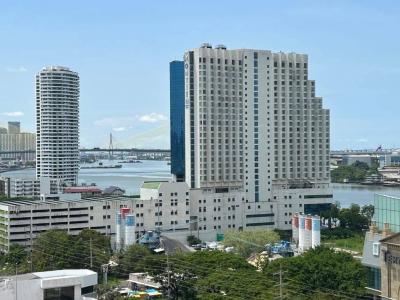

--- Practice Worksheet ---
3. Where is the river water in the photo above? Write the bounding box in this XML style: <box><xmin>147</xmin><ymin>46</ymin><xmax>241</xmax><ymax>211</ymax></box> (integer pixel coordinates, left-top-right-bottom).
<box><xmin>3</xmin><ymin>161</ymin><xmax>400</xmax><ymax>207</ymax></box>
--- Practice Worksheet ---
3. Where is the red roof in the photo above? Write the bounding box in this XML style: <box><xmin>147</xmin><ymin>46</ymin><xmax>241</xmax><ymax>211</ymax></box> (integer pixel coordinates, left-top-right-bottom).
<box><xmin>64</xmin><ymin>187</ymin><xmax>102</xmax><ymax>193</ymax></box>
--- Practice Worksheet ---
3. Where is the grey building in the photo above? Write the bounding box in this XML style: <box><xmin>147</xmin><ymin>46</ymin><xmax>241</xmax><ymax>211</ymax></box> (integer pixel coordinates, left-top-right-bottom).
<box><xmin>8</xmin><ymin>121</ymin><xmax>20</xmax><ymax>134</ymax></box>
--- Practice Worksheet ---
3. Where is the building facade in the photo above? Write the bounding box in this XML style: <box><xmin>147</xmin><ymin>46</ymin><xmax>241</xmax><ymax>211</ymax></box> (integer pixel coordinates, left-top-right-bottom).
<box><xmin>8</xmin><ymin>121</ymin><xmax>21</xmax><ymax>134</ymax></box>
<box><xmin>36</xmin><ymin>66</ymin><xmax>80</xmax><ymax>185</ymax></box>
<box><xmin>170</xmin><ymin>61</ymin><xmax>186</xmax><ymax>182</ymax></box>
<box><xmin>0</xmin><ymin>176</ymin><xmax>60</xmax><ymax>198</ymax></box>
<box><xmin>374</xmin><ymin>194</ymin><xmax>400</xmax><ymax>233</ymax></box>
<box><xmin>182</xmin><ymin>44</ymin><xmax>331</xmax><ymax>230</ymax></box>
<box><xmin>0</xmin><ymin>132</ymin><xmax>36</xmax><ymax>161</ymax></box>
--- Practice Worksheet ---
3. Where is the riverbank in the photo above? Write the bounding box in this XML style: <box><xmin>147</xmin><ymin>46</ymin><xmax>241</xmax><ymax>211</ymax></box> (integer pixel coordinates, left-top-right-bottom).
<box><xmin>2</xmin><ymin>162</ymin><xmax>400</xmax><ymax>207</ymax></box>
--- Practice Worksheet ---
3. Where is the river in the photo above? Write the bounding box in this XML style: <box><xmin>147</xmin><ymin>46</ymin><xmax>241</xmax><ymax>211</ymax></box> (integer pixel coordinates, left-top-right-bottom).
<box><xmin>3</xmin><ymin>161</ymin><xmax>400</xmax><ymax>207</ymax></box>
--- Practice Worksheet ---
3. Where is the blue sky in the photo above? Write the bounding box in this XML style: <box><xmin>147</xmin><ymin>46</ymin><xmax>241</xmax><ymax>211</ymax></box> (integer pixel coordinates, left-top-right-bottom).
<box><xmin>0</xmin><ymin>0</ymin><xmax>399</xmax><ymax>150</ymax></box>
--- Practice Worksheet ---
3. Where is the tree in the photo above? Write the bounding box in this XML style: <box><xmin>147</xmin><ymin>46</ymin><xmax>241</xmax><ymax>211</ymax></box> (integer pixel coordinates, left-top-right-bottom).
<box><xmin>321</xmin><ymin>202</ymin><xmax>340</xmax><ymax>229</ymax></box>
<box><xmin>74</xmin><ymin>229</ymin><xmax>112</xmax><ymax>271</ymax></box>
<box><xmin>31</xmin><ymin>229</ymin><xmax>111</xmax><ymax>272</ymax></box>
<box><xmin>146</xmin><ymin>251</ymin><xmax>257</xmax><ymax>299</ymax></box>
<box><xmin>264</xmin><ymin>247</ymin><xmax>368</xmax><ymax>299</ymax></box>
<box><xmin>115</xmin><ymin>244</ymin><xmax>152</xmax><ymax>276</ymax></box>
<box><xmin>32</xmin><ymin>230</ymin><xmax>77</xmax><ymax>271</ymax></box>
<box><xmin>187</xmin><ymin>235</ymin><xmax>201</xmax><ymax>246</ymax></box>
<box><xmin>361</xmin><ymin>205</ymin><xmax>375</xmax><ymax>225</ymax></box>
<box><xmin>223</xmin><ymin>229</ymin><xmax>279</xmax><ymax>258</ymax></box>
<box><xmin>338</xmin><ymin>204</ymin><xmax>369</xmax><ymax>232</ymax></box>
<box><xmin>5</xmin><ymin>244</ymin><xmax>27</xmax><ymax>266</ymax></box>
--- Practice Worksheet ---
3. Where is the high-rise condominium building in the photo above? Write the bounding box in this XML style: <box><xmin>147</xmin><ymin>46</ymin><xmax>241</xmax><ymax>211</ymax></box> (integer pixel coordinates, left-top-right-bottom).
<box><xmin>7</xmin><ymin>122</ymin><xmax>20</xmax><ymax>134</ymax></box>
<box><xmin>36</xmin><ymin>66</ymin><xmax>80</xmax><ymax>185</ymax></box>
<box><xmin>170</xmin><ymin>61</ymin><xmax>185</xmax><ymax>182</ymax></box>
<box><xmin>183</xmin><ymin>44</ymin><xmax>331</xmax><ymax>229</ymax></box>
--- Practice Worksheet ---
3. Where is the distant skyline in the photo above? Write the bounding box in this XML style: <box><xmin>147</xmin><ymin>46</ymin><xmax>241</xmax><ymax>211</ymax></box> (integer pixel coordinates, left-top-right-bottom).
<box><xmin>1</xmin><ymin>0</ymin><xmax>399</xmax><ymax>150</ymax></box>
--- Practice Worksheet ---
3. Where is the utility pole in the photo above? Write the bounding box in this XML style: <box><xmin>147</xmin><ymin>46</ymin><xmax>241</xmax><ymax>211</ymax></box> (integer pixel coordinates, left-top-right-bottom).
<box><xmin>166</xmin><ymin>253</ymin><xmax>171</xmax><ymax>300</ymax></box>
<box><xmin>15</xmin><ymin>263</ymin><xmax>18</xmax><ymax>300</ymax></box>
<box><xmin>89</xmin><ymin>237</ymin><xmax>93</xmax><ymax>269</ymax></box>
<box><xmin>30</xmin><ymin>223</ymin><xmax>33</xmax><ymax>272</ymax></box>
<box><xmin>101</xmin><ymin>264</ymin><xmax>109</xmax><ymax>285</ymax></box>
<box><xmin>273</xmin><ymin>263</ymin><xmax>286</xmax><ymax>300</ymax></box>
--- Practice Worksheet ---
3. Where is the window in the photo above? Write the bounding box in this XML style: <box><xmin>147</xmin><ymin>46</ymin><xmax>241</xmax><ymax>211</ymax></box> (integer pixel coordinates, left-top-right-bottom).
<box><xmin>372</xmin><ymin>242</ymin><xmax>380</xmax><ymax>256</ymax></box>
<box><xmin>44</xmin><ymin>286</ymin><xmax>75</xmax><ymax>300</ymax></box>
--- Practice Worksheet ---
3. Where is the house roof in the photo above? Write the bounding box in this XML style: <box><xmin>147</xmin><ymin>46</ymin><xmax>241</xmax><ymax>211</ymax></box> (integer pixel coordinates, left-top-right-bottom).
<box><xmin>103</xmin><ymin>186</ymin><xmax>125</xmax><ymax>194</ymax></box>
<box><xmin>380</xmin><ymin>231</ymin><xmax>400</xmax><ymax>243</ymax></box>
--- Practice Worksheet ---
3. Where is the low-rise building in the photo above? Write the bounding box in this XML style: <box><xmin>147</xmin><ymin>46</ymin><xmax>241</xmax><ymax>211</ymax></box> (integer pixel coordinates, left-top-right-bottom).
<box><xmin>0</xmin><ymin>269</ymin><xmax>97</xmax><ymax>300</ymax></box>
<box><xmin>0</xmin><ymin>181</ymin><xmax>192</xmax><ymax>253</ymax></box>
<box><xmin>361</xmin><ymin>193</ymin><xmax>400</xmax><ymax>298</ymax></box>
<box><xmin>103</xmin><ymin>186</ymin><xmax>125</xmax><ymax>196</ymax></box>
<box><xmin>342</xmin><ymin>154</ymin><xmax>373</xmax><ymax>167</ymax></box>
<box><xmin>0</xmin><ymin>176</ymin><xmax>60</xmax><ymax>198</ymax></box>
<box><xmin>64</xmin><ymin>186</ymin><xmax>103</xmax><ymax>198</ymax></box>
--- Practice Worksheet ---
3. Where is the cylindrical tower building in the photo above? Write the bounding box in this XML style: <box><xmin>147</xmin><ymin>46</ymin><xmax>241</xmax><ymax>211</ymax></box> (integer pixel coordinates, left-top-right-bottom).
<box><xmin>116</xmin><ymin>212</ymin><xmax>122</xmax><ymax>251</ymax></box>
<box><xmin>311</xmin><ymin>215</ymin><xmax>321</xmax><ymax>248</ymax></box>
<box><xmin>292</xmin><ymin>213</ymin><xmax>299</xmax><ymax>245</ymax></box>
<box><xmin>36</xmin><ymin>66</ymin><xmax>79</xmax><ymax>185</ymax></box>
<box><xmin>305</xmin><ymin>215</ymin><xmax>313</xmax><ymax>250</ymax></box>
<box><xmin>125</xmin><ymin>214</ymin><xmax>136</xmax><ymax>247</ymax></box>
<box><xmin>298</xmin><ymin>214</ymin><xmax>306</xmax><ymax>251</ymax></box>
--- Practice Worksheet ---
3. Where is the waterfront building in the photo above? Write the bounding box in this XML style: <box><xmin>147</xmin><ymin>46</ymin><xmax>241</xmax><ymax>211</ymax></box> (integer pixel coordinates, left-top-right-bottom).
<box><xmin>170</xmin><ymin>60</ymin><xmax>186</xmax><ymax>182</ymax></box>
<box><xmin>8</xmin><ymin>121</ymin><xmax>20</xmax><ymax>134</ymax></box>
<box><xmin>342</xmin><ymin>154</ymin><xmax>373</xmax><ymax>167</ymax></box>
<box><xmin>36</xmin><ymin>66</ymin><xmax>80</xmax><ymax>185</ymax></box>
<box><xmin>0</xmin><ymin>131</ymin><xmax>36</xmax><ymax>161</ymax></box>
<box><xmin>0</xmin><ymin>176</ymin><xmax>59</xmax><ymax>198</ymax></box>
<box><xmin>0</xmin><ymin>269</ymin><xmax>97</xmax><ymax>300</ymax></box>
<box><xmin>182</xmin><ymin>44</ymin><xmax>331</xmax><ymax>230</ymax></box>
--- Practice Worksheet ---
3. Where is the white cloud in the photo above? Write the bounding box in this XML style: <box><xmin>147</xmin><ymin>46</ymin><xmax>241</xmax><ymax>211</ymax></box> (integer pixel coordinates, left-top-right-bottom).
<box><xmin>138</xmin><ymin>113</ymin><xmax>167</xmax><ymax>123</ymax></box>
<box><xmin>1</xmin><ymin>111</ymin><xmax>24</xmax><ymax>117</ymax></box>
<box><xmin>93</xmin><ymin>117</ymin><xmax>134</xmax><ymax>128</ymax></box>
<box><xmin>113</xmin><ymin>127</ymin><xmax>127</xmax><ymax>132</ymax></box>
<box><xmin>5</xmin><ymin>66</ymin><xmax>27</xmax><ymax>73</ymax></box>
<box><xmin>356</xmin><ymin>138</ymin><xmax>368</xmax><ymax>143</ymax></box>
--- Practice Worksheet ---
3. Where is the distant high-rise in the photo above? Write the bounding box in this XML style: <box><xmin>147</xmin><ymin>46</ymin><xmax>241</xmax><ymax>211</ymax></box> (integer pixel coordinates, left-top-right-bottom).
<box><xmin>183</xmin><ymin>44</ymin><xmax>331</xmax><ymax>229</ymax></box>
<box><xmin>0</xmin><ymin>128</ymin><xmax>7</xmax><ymax>134</ymax></box>
<box><xmin>36</xmin><ymin>66</ymin><xmax>80</xmax><ymax>185</ymax></box>
<box><xmin>8</xmin><ymin>122</ymin><xmax>20</xmax><ymax>134</ymax></box>
<box><xmin>170</xmin><ymin>61</ymin><xmax>185</xmax><ymax>182</ymax></box>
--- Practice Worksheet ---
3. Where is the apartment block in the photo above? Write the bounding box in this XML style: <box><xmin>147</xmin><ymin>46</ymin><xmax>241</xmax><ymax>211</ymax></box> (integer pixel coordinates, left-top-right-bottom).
<box><xmin>182</xmin><ymin>44</ymin><xmax>331</xmax><ymax>230</ymax></box>
<box><xmin>36</xmin><ymin>66</ymin><xmax>80</xmax><ymax>185</ymax></box>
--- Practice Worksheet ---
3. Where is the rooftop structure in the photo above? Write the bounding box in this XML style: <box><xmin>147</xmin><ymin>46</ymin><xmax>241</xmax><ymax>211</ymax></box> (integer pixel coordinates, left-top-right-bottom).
<box><xmin>0</xmin><ymin>269</ymin><xmax>97</xmax><ymax>300</ymax></box>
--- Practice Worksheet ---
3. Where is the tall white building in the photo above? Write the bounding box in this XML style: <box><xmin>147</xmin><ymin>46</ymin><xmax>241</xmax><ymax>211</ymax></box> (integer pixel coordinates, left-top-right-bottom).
<box><xmin>184</xmin><ymin>44</ymin><xmax>331</xmax><ymax>230</ymax></box>
<box><xmin>36</xmin><ymin>66</ymin><xmax>80</xmax><ymax>185</ymax></box>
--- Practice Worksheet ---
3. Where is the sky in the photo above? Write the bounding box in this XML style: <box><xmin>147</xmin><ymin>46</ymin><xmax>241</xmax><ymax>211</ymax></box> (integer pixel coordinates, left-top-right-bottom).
<box><xmin>0</xmin><ymin>0</ymin><xmax>399</xmax><ymax>150</ymax></box>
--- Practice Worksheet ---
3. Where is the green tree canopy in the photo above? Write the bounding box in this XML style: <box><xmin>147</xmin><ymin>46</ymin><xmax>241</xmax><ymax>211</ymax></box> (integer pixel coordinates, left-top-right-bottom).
<box><xmin>264</xmin><ymin>246</ymin><xmax>368</xmax><ymax>299</ymax></box>
<box><xmin>223</xmin><ymin>229</ymin><xmax>279</xmax><ymax>258</ymax></box>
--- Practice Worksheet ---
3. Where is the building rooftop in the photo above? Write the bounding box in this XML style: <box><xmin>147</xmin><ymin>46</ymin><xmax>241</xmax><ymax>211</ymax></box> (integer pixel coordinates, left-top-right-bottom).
<box><xmin>0</xmin><ymin>195</ymin><xmax>142</xmax><ymax>208</ymax></box>
<box><xmin>64</xmin><ymin>186</ymin><xmax>102</xmax><ymax>193</ymax></box>
<box><xmin>141</xmin><ymin>181</ymin><xmax>167</xmax><ymax>189</ymax></box>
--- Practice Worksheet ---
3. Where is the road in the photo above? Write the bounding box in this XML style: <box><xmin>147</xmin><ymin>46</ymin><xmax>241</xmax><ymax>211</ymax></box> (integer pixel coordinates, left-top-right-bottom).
<box><xmin>160</xmin><ymin>236</ymin><xmax>192</xmax><ymax>254</ymax></box>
